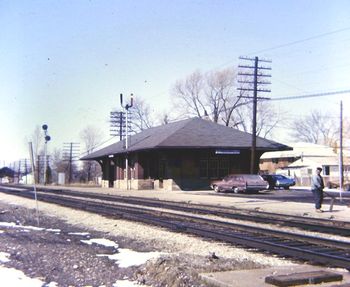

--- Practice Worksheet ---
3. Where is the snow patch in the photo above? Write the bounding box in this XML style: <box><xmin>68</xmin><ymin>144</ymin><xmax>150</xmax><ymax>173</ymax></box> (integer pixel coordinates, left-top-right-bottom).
<box><xmin>0</xmin><ymin>222</ymin><xmax>44</xmax><ymax>231</ymax></box>
<box><xmin>0</xmin><ymin>252</ymin><xmax>10</xmax><ymax>263</ymax></box>
<box><xmin>99</xmin><ymin>248</ymin><xmax>162</xmax><ymax>268</ymax></box>
<box><xmin>81</xmin><ymin>238</ymin><xmax>119</xmax><ymax>249</ymax></box>
<box><xmin>68</xmin><ymin>232</ymin><xmax>90</xmax><ymax>236</ymax></box>
<box><xmin>43</xmin><ymin>282</ymin><xmax>59</xmax><ymax>287</ymax></box>
<box><xmin>0</xmin><ymin>266</ymin><xmax>47</xmax><ymax>287</ymax></box>
<box><xmin>0</xmin><ymin>222</ymin><xmax>60</xmax><ymax>233</ymax></box>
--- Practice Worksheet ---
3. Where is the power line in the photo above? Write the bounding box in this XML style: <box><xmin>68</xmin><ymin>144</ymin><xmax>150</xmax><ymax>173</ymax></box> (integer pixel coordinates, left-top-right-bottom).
<box><xmin>125</xmin><ymin>26</ymin><xmax>350</xmax><ymax>110</ymax></box>
<box><xmin>213</xmin><ymin>27</ymin><xmax>350</xmax><ymax>70</ymax></box>
<box><xmin>248</xmin><ymin>27</ymin><xmax>350</xmax><ymax>56</ymax></box>
<box><xmin>201</xmin><ymin>89</ymin><xmax>350</xmax><ymax>121</ymax></box>
<box><xmin>269</xmin><ymin>89</ymin><xmax>350</xmax><ymax>101</ymax></box>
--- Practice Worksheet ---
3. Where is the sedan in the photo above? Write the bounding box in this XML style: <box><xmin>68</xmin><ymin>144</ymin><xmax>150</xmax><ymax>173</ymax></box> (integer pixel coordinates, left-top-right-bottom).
<box><xmin>210</xmin><ymin>174</ymin><xmax>269</xmax><ymax>193</ymax></box>
<box><xmin>261</xmin><ymin>174</ymin><xmax>295</xmax><ymax>190</ymax></box>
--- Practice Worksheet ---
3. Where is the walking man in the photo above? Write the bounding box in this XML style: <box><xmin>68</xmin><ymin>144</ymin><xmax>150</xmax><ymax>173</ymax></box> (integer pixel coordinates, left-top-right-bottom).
<box><xmin>311</xmin><ymin>167</ymin><xmax>325</xmax><ymax>212</ymax></box>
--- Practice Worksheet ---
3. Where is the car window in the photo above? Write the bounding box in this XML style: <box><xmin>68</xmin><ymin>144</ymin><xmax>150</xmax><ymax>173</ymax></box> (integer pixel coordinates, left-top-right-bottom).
<box><xmin>243</xmin><ymin>175</ymin><xmax>261</xmax><ymax>180</ymax></box>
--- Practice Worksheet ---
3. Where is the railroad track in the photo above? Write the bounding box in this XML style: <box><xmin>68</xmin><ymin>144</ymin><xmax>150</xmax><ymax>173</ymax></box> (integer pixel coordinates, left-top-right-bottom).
<box><xmin>5</xmin><ymin>184</ymin><xmax>350</xmax><ymax>236</ymax></box>
<box><xmin>1</xmin><ymin>184</ymin><xmax>350</xmax><ymax>269</ymax></box>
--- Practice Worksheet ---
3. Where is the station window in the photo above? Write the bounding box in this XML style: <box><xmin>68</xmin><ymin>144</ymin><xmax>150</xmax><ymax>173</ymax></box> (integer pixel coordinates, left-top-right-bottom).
<box><xmin>218</xmin><ymin>160</ymin><xmax>229</xmax><ymax>177</ymax></box>
<box><xmin>208</xmin><ymin>159</ymin><xmax>218</xmax><ymax>178</ymax></box>
<box><xmin>199</xmin><ymin>160</ymin><xmax>208</xmax><ymax>178</ymax></box>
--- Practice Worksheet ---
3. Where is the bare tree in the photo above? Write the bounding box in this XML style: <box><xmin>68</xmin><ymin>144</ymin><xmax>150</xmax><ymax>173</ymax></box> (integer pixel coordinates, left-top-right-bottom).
<box><xmin>131</xmin><ymin>98</ymin><xmax>155</xmax><ymax>132</ymax></box>
<box><xmin>80</xmin><ymin>125</ymin><xmax>102</xmax><ymax>183</ymax></box>
<box><xmin>289</xmin><ymin>110</ymin><xmax>339</xmax><ymax>146</ymax></box>
<box><xmin>171</xmin><ymin>71</ymin><xmax>206</xmax><ymax>118</ymax></box>
<box><xmin>24</xmin><ymin>125</ymin><xmax>45</xmax><ymax>183</ymax></box>
<box><xmin>232</xmin><ymin>100</ymin><xmax>283</xmax><ymax>138</ymax></box>
<box><xmin>171</xmin><ymin>67</ymin><xmax>282</xmax><ymax>137</ymax></box>
<box><xmin>172</xmin><ymin>68</ymin><xmax>246</xmax><ymax>125</ymax></box>
<box><xmin>205</xmin><ymin>68</ymin><xmax>241</xmax><ymax>124</ymax></box>
<box><xmin>28</xmin><ymin>125</ymin><xmax>44</xmax><ymax>159</ymax></box>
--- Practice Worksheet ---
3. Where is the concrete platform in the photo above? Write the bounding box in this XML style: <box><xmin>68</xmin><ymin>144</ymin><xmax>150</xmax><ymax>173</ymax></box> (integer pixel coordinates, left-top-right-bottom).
<box><xmin>200</xmin><ymin>266</ymin><xmax>350</xmax><ymax>287</ymax></box>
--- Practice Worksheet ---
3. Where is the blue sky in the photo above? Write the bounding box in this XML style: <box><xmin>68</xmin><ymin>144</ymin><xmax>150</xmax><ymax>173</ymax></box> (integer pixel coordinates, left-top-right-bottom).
<box><xmin>1</xmin><ymin>0</ymin><xmax>350</xmax><ymax>164</ymax></box>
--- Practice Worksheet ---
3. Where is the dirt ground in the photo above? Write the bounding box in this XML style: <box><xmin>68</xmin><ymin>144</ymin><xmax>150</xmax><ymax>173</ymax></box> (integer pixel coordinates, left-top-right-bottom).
<box><xmin>0</xmin><ymin>201</ymin><xmax>264</xmax><ymax>287</ymax></box>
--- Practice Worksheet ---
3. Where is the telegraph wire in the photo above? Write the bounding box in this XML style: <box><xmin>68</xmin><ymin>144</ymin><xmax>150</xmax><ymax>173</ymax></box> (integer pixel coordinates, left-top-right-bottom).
<box><xmin>200</xmin><ymin>89</ymin><xmax>350</xmax><ymax>119</ymax></box>
<box><xmin>247</xmin><ymin>27</ymin><xmax>350</xmax><ymax>56</ymax></box>
<box><xmin>135</xmin><ymin>26</ymin><xmax>350</xmax><ymax>105</ymax></box>
<box><xmin>212</xmin><ymin>27</ymin><xmax>350</xmax><ymax>70</ymax></box>
<box><xmin>269</xmin><ymin>89</ymin><xmax>350</xmax><ymax>101</ymax></box>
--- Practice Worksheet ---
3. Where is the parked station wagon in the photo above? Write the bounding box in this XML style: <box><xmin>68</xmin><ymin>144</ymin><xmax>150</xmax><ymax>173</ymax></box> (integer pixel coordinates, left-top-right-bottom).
<box><xmin>210</xmin><ymin>174</ymin><xmax>269</xmax><ymax>193</ymax></box>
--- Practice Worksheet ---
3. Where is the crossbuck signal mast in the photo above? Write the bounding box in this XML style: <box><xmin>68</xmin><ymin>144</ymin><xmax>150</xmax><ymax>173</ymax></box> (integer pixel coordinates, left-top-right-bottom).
<box><xmin>238</xmin><ymin>56</ymin><xmax>271</xmax><ymax>174</ymax></box>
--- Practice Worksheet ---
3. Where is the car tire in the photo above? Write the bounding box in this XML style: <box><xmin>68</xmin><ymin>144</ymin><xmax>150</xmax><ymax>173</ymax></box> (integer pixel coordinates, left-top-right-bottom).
<box><xmin>284</xmin><ymin>186</ymin><xmax>290</xmax><ymax>190</ymax></box>
<box><xmin>213</xmin><ymin>185</ymin><xmax>220</xmax><ymax>193</ymax></box>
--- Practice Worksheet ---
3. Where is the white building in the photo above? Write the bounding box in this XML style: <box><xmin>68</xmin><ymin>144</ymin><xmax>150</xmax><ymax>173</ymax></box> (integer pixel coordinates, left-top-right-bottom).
<box><xmin>260</xmin><ymin>142</ymin><xmax>350</xmax><ymax>186</ymax></box>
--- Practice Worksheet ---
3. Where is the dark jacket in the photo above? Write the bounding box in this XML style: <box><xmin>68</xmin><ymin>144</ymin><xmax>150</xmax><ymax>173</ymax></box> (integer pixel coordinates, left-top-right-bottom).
<box><xmin>311</xmin><ymin>174</ymin><xmax>324</xmax><ymax>190</ymax></box>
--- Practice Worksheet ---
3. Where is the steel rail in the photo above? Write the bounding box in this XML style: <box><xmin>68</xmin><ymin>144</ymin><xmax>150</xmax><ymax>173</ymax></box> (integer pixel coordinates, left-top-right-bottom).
<box><xmin>1</xmin><ymin>186</ymin><xmax>350</xmax><ymax>269</ymax></box>
<box><xmin>7</xmin><ymin>184</ymin><xmax>350</xmax><ymax>236</ymax></box>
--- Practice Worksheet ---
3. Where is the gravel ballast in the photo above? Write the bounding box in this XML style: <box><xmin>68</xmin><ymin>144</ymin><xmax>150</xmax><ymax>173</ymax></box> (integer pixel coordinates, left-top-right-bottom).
<box><xmin>0</xmin><ymin>193</ymin><xmax>296</xmax><ymax>286</ymax></box>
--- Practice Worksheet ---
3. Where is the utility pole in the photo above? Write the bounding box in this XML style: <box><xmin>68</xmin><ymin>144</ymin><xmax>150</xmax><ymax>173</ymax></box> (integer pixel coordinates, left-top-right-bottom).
<box><xmin>339</xmin><ymin>100</ymin><xmax>344</xmax><ymax>200</ymax></box>
<box><xmin>120</xmin><ymin>93</ymin><xmax>133</xmax><ymax>190</ymax></box>
<box><xmin>17</xmin><ymin>160</ymin><xmax>21</xmax><ymax>184</ymax></box>
<box><xmin>110</xmin><ymin>111</ymin><xmax>126</xmax><ymax>140</ymax></box>
<box><xmin>63</xmin><ymin>142</ymin><xmax>80</xmax><ymax>184</ymax></box>
<box><xmin>24</xmin><ymin>158</ymin><xmax>28</xmax><ymax>184</ymax></box>
<box><xmin>238</xmin><ymin>56</ymin><xmax>271</xmax><ymax>174</ymax></box>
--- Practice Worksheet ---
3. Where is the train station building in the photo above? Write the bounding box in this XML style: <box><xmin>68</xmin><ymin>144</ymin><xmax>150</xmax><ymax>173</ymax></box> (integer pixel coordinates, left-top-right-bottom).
<box><xmin>81</xmin><ymin>117</ymin><xmax>290</xmax><ymax>191</ymax></box>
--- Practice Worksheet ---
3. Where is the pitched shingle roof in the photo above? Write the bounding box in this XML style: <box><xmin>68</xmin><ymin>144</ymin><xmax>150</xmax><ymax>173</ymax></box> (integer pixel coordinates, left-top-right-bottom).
<box><xmin>81</xmin><ymin>117</ymin><xmax>291</xmax><ymax>160</ymax></box>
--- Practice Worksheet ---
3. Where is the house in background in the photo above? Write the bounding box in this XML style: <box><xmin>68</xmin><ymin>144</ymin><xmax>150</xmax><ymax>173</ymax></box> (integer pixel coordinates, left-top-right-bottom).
<box><xmin>281</xmin><ymin>156</ymin><xmax>350</xmax><ymax>186</ymax></box>
<box><xmin>82</xmin><ymin>117</ymin><xmax>290</xmax><ymax>191</ymax></box>
<box><xmin>260</xmin><ymin>142</ymin><xmax>336</xmax><ymax>173</ymax></box>
<box><xmin>260</xmin><ymin>142</ymin><xmax>350</xmax><ymax>186</ymax></box>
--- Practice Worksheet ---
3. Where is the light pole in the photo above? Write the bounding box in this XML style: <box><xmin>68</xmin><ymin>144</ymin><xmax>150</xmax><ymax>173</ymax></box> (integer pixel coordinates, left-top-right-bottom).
<box><xmin>120</xmin><ymin>93</ymin><xmax>133</xmax><ymax>190</ymax></box>
<box><xmin>42</xmin><ymin>124</ymin><xmax>51</xmax><ymax>185</ymax></box>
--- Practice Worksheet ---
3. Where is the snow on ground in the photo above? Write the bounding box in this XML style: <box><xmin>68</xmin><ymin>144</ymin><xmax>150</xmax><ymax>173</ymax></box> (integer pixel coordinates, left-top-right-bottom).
<box><xmin>0</xmin><ymin>221</ymin><xmax>44</xmax><ymax>231</ymax></box>
<box><xmin>99</xmin><ymin>248</ymin><xmax>163</xmax><ymax>268</ymax></box>
<box><xmin>0</xmin><ymin>251</ymin><xmax>10</xmax><ymax>263</ymax></box>
<box><xmin>0</xmin><ymin>222</ymin><xmax>155</xmax><ymax>286</ymax></box>
<box><xmin>81</xmin><ymin>237</ymin><xmax>163</xmax><ymax>268</ymax></box>
<box><xmin>68</xmin><ymin>232</ymin><xmax>90</xmax><ymax>236</ymax></box>
<box><xmin>81</xmin><ymin>238</ymin><xmax>119</xmax><ymax>249</ymax></box>
<box><xmin>0</xmin><ymin>265</ymin><xmax>55</xmax><ymax>287</ymax></box>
